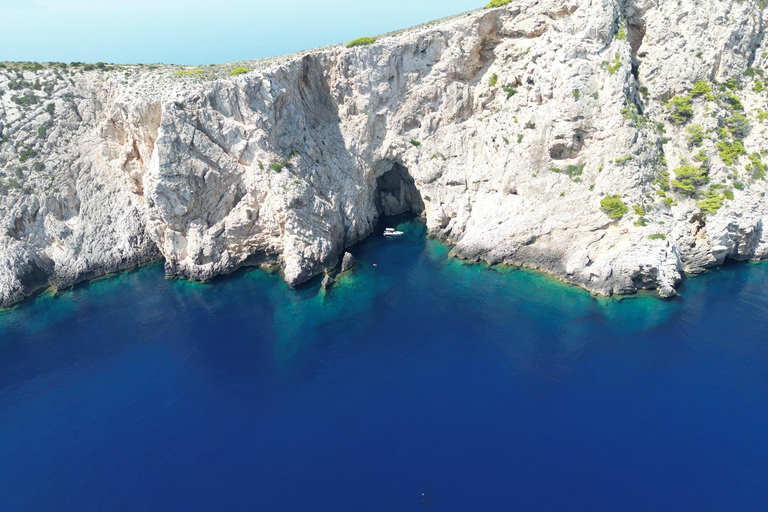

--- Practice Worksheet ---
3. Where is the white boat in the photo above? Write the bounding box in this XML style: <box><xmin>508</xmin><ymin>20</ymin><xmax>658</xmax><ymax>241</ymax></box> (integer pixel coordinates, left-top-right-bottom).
<box><xmin>384</xmin><ymin>228</ymin><xmax>404</xmax><ymax>237</ymax></box>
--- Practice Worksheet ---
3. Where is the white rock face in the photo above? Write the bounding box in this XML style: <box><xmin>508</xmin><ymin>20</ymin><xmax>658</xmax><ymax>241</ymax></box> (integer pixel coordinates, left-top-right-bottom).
<box><xmin>2</xmin><ymin>0</ymin><xmax>768</xmax><ymax>306</ymax></box>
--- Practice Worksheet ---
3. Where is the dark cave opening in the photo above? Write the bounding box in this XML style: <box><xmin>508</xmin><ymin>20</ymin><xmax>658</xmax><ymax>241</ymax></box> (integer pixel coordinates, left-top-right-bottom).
<box><xmin>375</xmin><ymin>162</ymin><xmax>425</xmax><ymax>217</ymax></box>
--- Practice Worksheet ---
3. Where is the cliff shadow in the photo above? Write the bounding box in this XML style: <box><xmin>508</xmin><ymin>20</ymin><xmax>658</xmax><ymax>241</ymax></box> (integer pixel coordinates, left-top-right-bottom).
<box><xmin>374</xmin><ymin>162</ymin><xmax>425</xmax><ymax>217</ymax></box>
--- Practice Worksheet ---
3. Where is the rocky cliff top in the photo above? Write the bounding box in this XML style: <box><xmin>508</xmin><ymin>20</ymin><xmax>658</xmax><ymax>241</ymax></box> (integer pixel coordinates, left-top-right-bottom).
<box><xmin>2</xmin><ymin>0</ymin><xmax>768</xmax><ymax>307</ymax></box>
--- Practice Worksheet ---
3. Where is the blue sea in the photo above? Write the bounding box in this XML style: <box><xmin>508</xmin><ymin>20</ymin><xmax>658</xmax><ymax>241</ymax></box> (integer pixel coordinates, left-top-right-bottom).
<box><xmin>0</xmin><ymin>218</ymin><xmax>766</xmax><ymax>511</ymax></box>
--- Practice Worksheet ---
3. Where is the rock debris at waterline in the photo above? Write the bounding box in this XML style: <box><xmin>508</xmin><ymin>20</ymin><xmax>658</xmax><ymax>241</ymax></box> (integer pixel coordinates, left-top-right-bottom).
<box><xmin>2</xmin><ymin>0</ymin><xmax>768</xmax><ymax>307</ymax></box>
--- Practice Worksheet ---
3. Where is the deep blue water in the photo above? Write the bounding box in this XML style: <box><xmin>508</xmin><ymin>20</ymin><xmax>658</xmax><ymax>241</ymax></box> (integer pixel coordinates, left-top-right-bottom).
<box><xmin>1</xmin><ymin>219</ymin><xmax>767</xmax><ymax>511</ymax></box>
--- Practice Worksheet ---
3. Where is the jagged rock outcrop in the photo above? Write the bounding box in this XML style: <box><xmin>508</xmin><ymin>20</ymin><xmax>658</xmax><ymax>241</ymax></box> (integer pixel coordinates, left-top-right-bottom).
<box><xmin>341</xmin><ymin>252</ymin><xmax>356</xmax><ymax>273</ymax></box>
<box><xmin>2</xmin><ymin>0</ymin><xmax>768</xmax><ymax>306</ymax></box>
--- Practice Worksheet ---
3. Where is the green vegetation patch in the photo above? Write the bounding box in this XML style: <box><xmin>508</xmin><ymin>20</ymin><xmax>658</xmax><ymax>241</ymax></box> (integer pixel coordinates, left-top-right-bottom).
<box><xmin>716</xmin><ymin>138</ymin><xmax>746</xmax><ymax>166</ymax></box>
<box><xmin>347</xmin><ymin>37</ymin><xmax>376</xmax><ymax>48</ymax></box>
<box><xmin>649</xmin><ymin>233</ymin><xmax>667</xmax><ymax>241</ymax></box>
<box><xmin>685</xmin><ymin>125</ymin><xmax>706</xmax><ymax>147</ymax></box>
<box><xmin>600</xmin><ymin>195</ymin><xmax>628</xmax><ymax>219</ymax></box>
<box><xmin>600</xmin><ymin>53</ymin><xmax>623</xmax><ymax>76</ymax></box>
<box><xmin>697</xmin><ymin>189</ymin><xmax>727</xmax><ymax>214</ymax></box>
<box><xmin>672</xmin><ymin>160</ymin><xmax>708</xmax><ymax>195</ymax></box>
<box><xmin>691</xmin><ymin>80</ymin><xmax>712</xmax><ymax>99</ymax></box>
<box><xmin>746</xmin><ymin>152</ymin><xmax>766</xmax><ymax>180</ymax></box>
<box><xmin>176</xmin><ymin>69</ymin><xmax>205</xmax><ymax>76</ymax></box>
<box><xmin>667</xmin><ymin>94</ymin><xmax>693</xmax><ymax>124</ymax></box>
<box><xmin>230</xmin><ymin>67</ymin><xmax>250</xmax><ymax>76</ymax></box>
<box><xmin>550</xmin><ymin>163</ymin><xmax>585</xmax><ymax>178</ymax></box>
<box><xmin>485</xmin><ymin>0</ymin><xmax>513</xmax><ymax>8</ymax></box>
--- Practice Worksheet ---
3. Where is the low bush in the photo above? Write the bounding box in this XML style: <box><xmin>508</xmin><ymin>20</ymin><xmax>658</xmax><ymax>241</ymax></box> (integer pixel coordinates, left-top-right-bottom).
<box><xmin>649</xmin><ymin>233</ymin><xmax>667</xmax><ymax>241</ymax></box>
<box><xmin>686</xmin><ymin>125</ymin><xmax>705</xmax><ymax>146</ymax></box>
<box><xmin>485</xmin><ymin>0</ymin><xmax>513</xmax><ymax>8</ymax></box>
<box><xmin>698</xmin><ymin>190</ymin><xmax>725</xmax><ymax>214</ymax></box>
<box><xmin>691</xmin><ymin>80</ymin><xmax>712</xmax><ymax>98</ymax></box>
<box><xmin>550</xmin><ymin>163</ymin><xmax>585</xmax><ymax>178</ymax></box>
<box><xmin>346</xmin><ymin>37</ymin><xmax>376</xmax><ymax>48</ymax></box>
<box><xmin>746</xmin><ymin>152</ymin><xmax>766</xmax><ymax>180</ymax></box>
<box><xmin>667</xmin><ymin>94</ymin><xmax>693</xmax><ymax>124</ymax></box>
<box><xmin>672</xmin><ymin>160</ymin><xmax>708</xmax><ymax>195</ymax></box>
<box><xmin>716</xmin><ymin>138</ymin><xmax>746</xmax><ymax>166</ymax></box>
<box><xmin>230</xmin><ymin>67</ymin><xmax>250</xmax><ymax>76</ymax></box>
<box><xmin>175</xmin><ymin>69</ymin><xmax>205</xmax><ymax>76</ymax></box>
<box><xmin>601</xmin><ymin>195</ymin><xmax>628</xmax><ymax>219</ymax></box>
<box><xmin>503</xmin><ymin>87</ymin><xmax>517</xmax><ymax>99</ymax></box>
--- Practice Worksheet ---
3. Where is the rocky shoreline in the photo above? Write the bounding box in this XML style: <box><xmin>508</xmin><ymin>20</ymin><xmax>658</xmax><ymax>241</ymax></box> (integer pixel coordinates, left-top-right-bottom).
<box><xmin>2</xmin><ymin>0</ymin><xmax>768</xmax><ymax>307</ymax></box>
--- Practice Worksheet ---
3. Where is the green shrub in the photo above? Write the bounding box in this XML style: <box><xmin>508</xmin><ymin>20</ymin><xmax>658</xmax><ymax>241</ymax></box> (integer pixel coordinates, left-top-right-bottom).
<box><xmin>347</xmin><ymin>37</ymin><xmax>376</xmax><ymax>48</ymax></box>
<box><xmin>686</xmin><ymin>125</ymin><xmax>706</xmax><ymax>146</ymax></box>
<box><xmin>634</xmin><ymin>217</ymin><xmax>648</xmax><ymax>227</ymax></box>
<box><xmin>697</xmin><ymin>190</ymin><xmax>725</xmax><ymax>213</ymax></box>
<box><xmin>485</xmin><ymin>0</ymin><xmax>513</xmax><ymax>8</ymax></box>
<box><xmin>489</xmin><ymin>74</ymin><xmax>498</xmax><ymax>87</ymax></box>
<box><xmin>409</xmin><ymin>139</ymin><xmax>421</xmax><ymax>147</ymax></box>
<box><xmin>271</xmin><ymin>162</ymin><xmax>283</xmax><ymax>173</ymax></box>
<box><xmin>691</xmin><ymin>80</ymin><xmax>711</xmax><ymax>98</ymax></box>
<box><xmin>18</xmin><ymin>148</ymin><xmax>35</xmax><ymax>163</ymax></box>
<box><xmin>649</xmin><ymin>233</ymin><xmax>667</xmax><ymax>240</ymax></box>
<box><xmin>601</xmin><ymin>195</ymin><xmax>628</xmax><ymax>219</ymax></box>
<box><xmin>754</xmin><ymin>79</ymin><xmax>765</xmax><ymax>93</ymax></box>
<box><xmin>230</xmin><ymin>67</ymin><xmax>250</xmax><ymax>76</ymax></box>
<box><xmin>716</xmin><ymin>138</ymin><xmax>746</xmax><ymax>166</ymax></box>
<box><xmin>746</xmin><ymin>152</ymin><xmax>766</xmax><ymax>180</ymax></box>
<box><xmin>672</xmin><ymin>161</ymin><xmax>708</xmax><ymax>195</ymax></box>
<box><xmin>720</xmin><ymin>91</ymin><xmax>743</xmax><ymax>110</ymax></box>
<box><xmin>667</xmin><ymin>94</ymin><xmax>693</xmax><ymax>124</ymax></box>
<box><xmin>517</xmin><ymin>134</ymin><xmax>524</xmax><ymax>143</ymax></box>
<box><xmin>600</xmin><ymin>53</ymin><xmax>623</xmax><ymax>76</ymax></box>
<box><xmin>503</xmin><ymin>87</ymin><xmax>517</xmax><ymax>99</ymax></box>
<box><xmin>693</xmin><ymin>149</ymin><xmax>709</xmax><ymax>163</ymax></box>
<box><xmin>725</xmin><ymin>112</ymin><xmax>749</xmax><ymax>137</ymax></box>
<box><xmin>621</xmin><ymin>104</ymin><xmax>646</xmax><ymax>127</ymax></box>
<box><xmin>654</xmin><ymin>168</ymin><xmax>670</xmax><ymax>192</ymax></box>
<box><xmin>615</xmin><ymin>155</ymin><xmax>632</xmax><ymax>164</ymax></box>
<box><xmin>550</xmin><ymin>163</ymin><xmax>585</xmax><ymax>178</ymax></box>
<box><xmin>572</xmin><ymin>89</ymin><xmax>580</xmax><ymax>100</ymax></box>
<box><xmin>616</xmin><ymin>26</ymin><xmax>627</xmax><ymax>40</ymax></box>
<box><xmin>176</xmin><ymin>69</ymin><xmax>205</xmax><ymax>76</ymax></box>
<box><xmin>633</xmin><ymin>205</ymin><xmax>645</xmax><ymax>216</ymax></box>
<box><xmin>46</xmin><ymin>103</ymin><xmax>55</xmax><ymax>115</ymax></box>
<box><xmin>11</xmin><ymin>93</ymin><xmax>38</xmax><ymax>107</ymax></box>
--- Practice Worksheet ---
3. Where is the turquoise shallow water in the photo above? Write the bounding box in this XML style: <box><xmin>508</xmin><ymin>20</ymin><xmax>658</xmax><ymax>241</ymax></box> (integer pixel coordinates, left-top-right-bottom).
<box><xmin>0</xmin><ymin>219</ymin><xmax>767</xmax><ymax>511</ymax></box>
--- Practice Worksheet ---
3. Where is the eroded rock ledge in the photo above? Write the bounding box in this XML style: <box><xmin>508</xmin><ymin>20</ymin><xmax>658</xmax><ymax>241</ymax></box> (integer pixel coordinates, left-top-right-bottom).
<box><xmin>2</xmin><ymin>0</ymin><xmax>768</xmax><ymax>306</ymax></box>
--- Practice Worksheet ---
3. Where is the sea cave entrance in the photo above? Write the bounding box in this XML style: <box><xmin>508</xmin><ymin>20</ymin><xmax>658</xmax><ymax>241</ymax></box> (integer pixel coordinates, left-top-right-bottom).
<box><xmin>375</xmin><ymin>162</ymin><xmax>425</xmax><ymax>217</ymax></box>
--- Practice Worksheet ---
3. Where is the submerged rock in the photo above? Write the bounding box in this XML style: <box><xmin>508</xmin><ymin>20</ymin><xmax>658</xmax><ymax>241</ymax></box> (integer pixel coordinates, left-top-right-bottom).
<box><xmin>321</xmin><ymin>275</ymin><xmax>335</xmax><ymax>290</ymax></box>
<box><xmin>2</xmin><ymin>0</ymin><xmax>768</xmax><ymax>306</ymax></box>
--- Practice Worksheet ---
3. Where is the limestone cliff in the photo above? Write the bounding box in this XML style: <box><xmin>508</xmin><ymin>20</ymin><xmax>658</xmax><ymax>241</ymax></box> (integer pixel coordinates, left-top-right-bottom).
<box><xmin>2</xmin><ymin>0</ymin><xmax>768</xmax><ymax>306</ymax></box>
